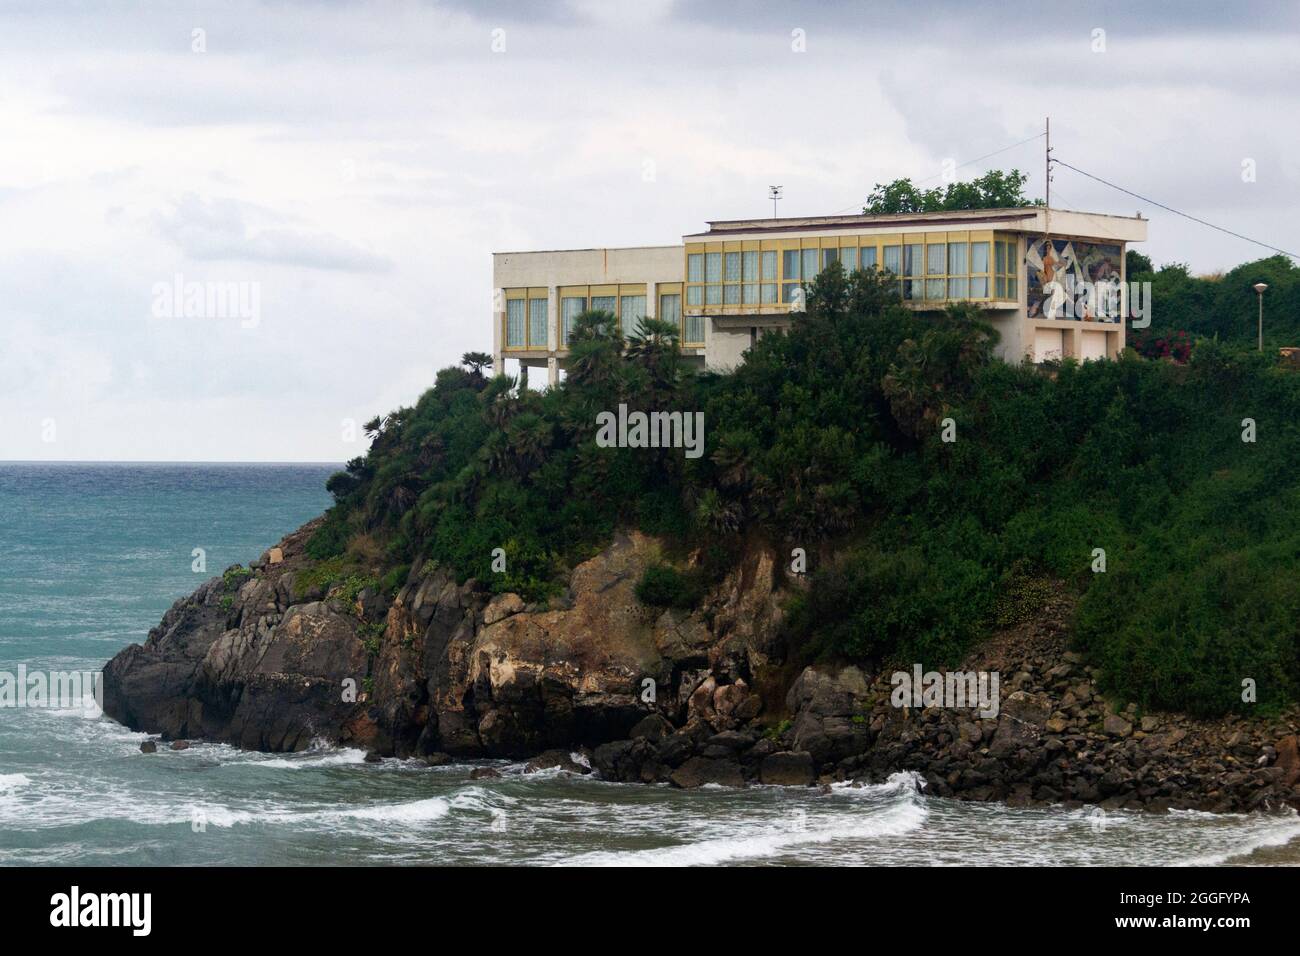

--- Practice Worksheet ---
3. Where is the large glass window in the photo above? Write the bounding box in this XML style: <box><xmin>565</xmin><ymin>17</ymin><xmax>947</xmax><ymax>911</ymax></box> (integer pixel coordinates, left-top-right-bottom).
<box><xmin>561</xmin><ymin>296</ymin><xmax>586</xmax><ymax>345</ymax></box>
<box><xmin>724</xmin><ymin>252</ymin><xmax>741</xmax><ymax>282</ymax></box>
<box><xmin>619</xmin><ymin>294</ymin><xmax>645</xmax><ymax>337</ymax></box>
<box><xmin>822</xmin><ymin>247</ymin><xmax>839</xmax><ymax>269</ymax></box>
<box><xmin>705</xmin><ymin>284</ymin><xmax>722</xmax><ymax>305</ymax></box>
<box><xmin>687</xmin><ymin>253</ymin><xmax>704</xmax><ymax>282</ymax></box>
<box><xmin>841</xmin><ymin>247</ymin><xmax>858</xmax><ymax>272</ymax></box>
<box><xmin>882</xmin><ymin>245</ymin><xmax>901</xmax><ymax>274</ymax></box>
<box><xmin>947</xmin><ymin>242</ymin><xmax>968</xmax><ymax>299</ymax></box>
<box><xmin>801</xmin><ymin>248</ymin><xmax>819</xmax><ymax>283</ymax></box>
<box><xmin>861</xmin><ymin>246</ymin><xmax>878</xmax><ymax>270</ymax></box>
<box><xmin>782</xmin><ymin>249</ymin><xmax>800</xmax><ymax>281</ymax></box>
<box><xmin>684</xmin><ymin>314</ymin><xmax>705</xmax><ymax>345</ymax></box>
<box><xmin>926</xmin><ymin>243</ymin><xmax>946</xmax><ymax>276</ymax></box>
<box><xmin>906</xmin><ymin>244</ymin><xmax>922</xmax><ymax>275</ymax></box>
<box><xmin>705</xmin><ymin>252</ymin><xmax>722</xmax><ymax>283</ymax></box>
<box><xmin>969</xmin><ymin>242</ymin><xmax>990</xmax><ymax>299</ymax></box>
<box><xmin>948</xmin><ymin>242</ymin><xmax>967</xmax><ymax>275</ymax></box>
<box><xmin>761</xmin><ymin>250</ymin><xmax>777</xmax><ymax>280</ymax></box>
<box><xmin>506</xmin><ymin>298</ymin><xmax>525</xmax><ymax>348</ymax></box>
<box><xmin>590</xmin><ymin>294</ymin><xmax>616</xmax><ymax>314</ymax></box>
<box><xmin>528</xmin><ymin>297</ymin><xmax>548</xmax><ymax>347</ymax></box>
<box><xmin>686</xmin><ymin>286</ymin><xmax>703</xmax><ymax>306</ymax></box>
<box><xmin>659</xmin><ymin>292</ymin><xmax>681</xmax><ymax>328</ymax></box>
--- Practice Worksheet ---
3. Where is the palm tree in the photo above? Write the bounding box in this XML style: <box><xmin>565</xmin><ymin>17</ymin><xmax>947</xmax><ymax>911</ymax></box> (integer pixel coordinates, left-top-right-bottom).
<box><xmin>625</xmin><ymin>316</ymin><xmax>682</xmax><ymax>397</ymax></box>
<box><xmin>567</xmin><ymin>309</ymin><xmax>623</xmax><ymax>389</ymax></box>
<box><xmin>461</xmin><ymin>351</ymin><xmax>493</xmax><ymax>378</ymax></box>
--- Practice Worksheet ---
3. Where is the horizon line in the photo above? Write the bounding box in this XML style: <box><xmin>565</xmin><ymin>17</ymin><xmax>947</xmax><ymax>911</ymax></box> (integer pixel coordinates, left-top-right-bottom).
<box><xmin>0</xmin><ymin>459</ymin><xmax>346</xmax><ymax>466</ymax></box>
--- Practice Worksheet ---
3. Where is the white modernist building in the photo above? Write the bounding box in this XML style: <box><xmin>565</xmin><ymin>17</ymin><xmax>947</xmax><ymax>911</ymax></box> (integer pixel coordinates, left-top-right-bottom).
<box><xmin>492</xmin><ymin>206</ymin><xmax>1148</xmax><ymax>384</ymax></box>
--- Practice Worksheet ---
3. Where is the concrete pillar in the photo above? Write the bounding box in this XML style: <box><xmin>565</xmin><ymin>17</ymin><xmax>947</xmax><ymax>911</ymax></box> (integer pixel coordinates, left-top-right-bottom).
<box><xmin>547</xmin><ymin>285</ymin><xmax>560</xmax><ymax>386</ymax></box>
<box><xmin>492</xmin><ymin>288</ymin><xmax>504</xmax><ymax>376</ymax></box>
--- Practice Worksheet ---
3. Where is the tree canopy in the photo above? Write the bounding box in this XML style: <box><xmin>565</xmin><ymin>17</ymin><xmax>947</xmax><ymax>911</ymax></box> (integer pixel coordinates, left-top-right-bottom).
<box><xmin>863</xmin><ymin>168</ymin><xmax>1043</xmax><ymax>214</ymax></box>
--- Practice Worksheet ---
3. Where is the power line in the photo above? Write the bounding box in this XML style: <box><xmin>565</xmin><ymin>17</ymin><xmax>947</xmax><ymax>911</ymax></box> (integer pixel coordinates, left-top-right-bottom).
<box><xmin>1052</xmin><ymin>158</ymin><xmax>1298</xmax><ymax>261</ymax></box>
<box><xmin>829</xmin><ymin>131</ymin><xmax>1046</xmax><ymax>215</ymax></box>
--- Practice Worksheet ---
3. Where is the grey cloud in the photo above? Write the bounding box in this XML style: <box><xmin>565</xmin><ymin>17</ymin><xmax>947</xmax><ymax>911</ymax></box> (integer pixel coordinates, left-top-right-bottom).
<box><xmin>155</xmin><ymin>194</ymin><xmax>392</xmax><ymax>272</ymax></box>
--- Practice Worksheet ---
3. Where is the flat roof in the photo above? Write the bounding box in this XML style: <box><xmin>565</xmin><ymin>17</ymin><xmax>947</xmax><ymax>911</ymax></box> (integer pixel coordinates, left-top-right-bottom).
<box><xmin>492</xmin><ymin>244</ymin><xmax>681</xmax><ymax>257</ymax></box>
<box><xmin>685</xmin><ymin>206</ymin><xmax>1145</xmax><ymax>238</ymax></box>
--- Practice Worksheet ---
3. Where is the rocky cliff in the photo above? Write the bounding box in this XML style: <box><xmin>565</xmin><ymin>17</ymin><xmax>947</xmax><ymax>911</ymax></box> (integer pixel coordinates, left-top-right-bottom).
<box><xmin>102</xmin><ymin>521</ymin><xmax>1300</xmax><ymax>813</ymax></box>
<box><xmin>103</xmin><ymin>522</ymin><xmax>787</xmax><ymax>761</ymax></box>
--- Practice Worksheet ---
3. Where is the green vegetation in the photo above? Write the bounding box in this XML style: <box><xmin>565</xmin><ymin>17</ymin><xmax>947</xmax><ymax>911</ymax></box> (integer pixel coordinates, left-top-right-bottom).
<box><xmin>222</xmin><ymin>565</ymin><xmax>252</xmax><ymax>591</ymax></box>
<box><xmin>1127</xmin><ymin>252</ymin><xmax>1300</xmax><ymax>349</ymax></box>
<box><xmin>863</xmin><ymin>168</ymin><xmax>1042</xmax><ymax>215</ymax></box>
<box><xmin>636</xmin><ymin>564</ymin><xmax>706</xmax><ymax>610</ymax></box>
<box><xmin>312</xmin><ymin>252</ymin><xmax>1300</xmax><ymax>718</ymax></box>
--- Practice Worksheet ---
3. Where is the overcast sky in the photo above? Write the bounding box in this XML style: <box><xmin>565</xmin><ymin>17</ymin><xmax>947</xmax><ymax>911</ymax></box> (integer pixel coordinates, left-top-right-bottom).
<box><xmin>2</xmin><ymin>0</ymin><xmax>1296</xmax><ymax>462</ymax></box>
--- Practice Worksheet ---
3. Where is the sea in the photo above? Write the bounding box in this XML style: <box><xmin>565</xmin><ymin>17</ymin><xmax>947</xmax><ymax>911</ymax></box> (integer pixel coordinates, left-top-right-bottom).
<box><xmin>1</xmin><ymin>462</ymin><xmax>1298</xmax><ymax>866</ymax></box>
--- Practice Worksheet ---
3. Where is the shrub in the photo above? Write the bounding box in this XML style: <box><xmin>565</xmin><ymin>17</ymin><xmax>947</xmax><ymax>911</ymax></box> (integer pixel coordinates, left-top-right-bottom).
<box><xmin>636</xmin><ymin>565</ymin><xmax>704</xmax><ymax>609</ymax></box>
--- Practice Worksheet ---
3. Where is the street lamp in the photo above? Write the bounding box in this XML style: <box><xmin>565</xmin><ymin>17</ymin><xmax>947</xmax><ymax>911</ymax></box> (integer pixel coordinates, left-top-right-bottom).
<box><xmin>1253</xmin><ymin>282</ymin><xmax>1268</xmax><ymax>352</ymax></box>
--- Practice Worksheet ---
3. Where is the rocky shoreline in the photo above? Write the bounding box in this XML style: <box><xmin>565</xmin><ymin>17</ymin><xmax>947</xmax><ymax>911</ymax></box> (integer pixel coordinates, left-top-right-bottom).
<box><xmin>102</xmin><ymin>521</ymin><xmax>1300</xmax><ymax>815</ymax></box>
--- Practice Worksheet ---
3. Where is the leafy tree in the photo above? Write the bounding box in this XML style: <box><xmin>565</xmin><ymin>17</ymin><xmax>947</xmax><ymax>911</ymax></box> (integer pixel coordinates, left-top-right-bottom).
<box><xmin>864</xmin><ymin>168</ymin><xmax>1042</xmax><ymax>214</ymax></box>
<box><xmin>461</xmin><ymin>351</ymin><xmax>493</xmax><ymax>376</ymax></box>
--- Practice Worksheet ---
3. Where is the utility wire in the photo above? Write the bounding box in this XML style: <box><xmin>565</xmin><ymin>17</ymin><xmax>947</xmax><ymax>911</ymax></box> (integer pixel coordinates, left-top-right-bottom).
<box><xmin>829</xmin><ymin>131</ymin><xmax>1046</xmax><ymax>215</ymax></box>
<box><xmin>1052</xmin><ymin>158</ymin><xmax>1298</xmax><ymax>261</ymax></box>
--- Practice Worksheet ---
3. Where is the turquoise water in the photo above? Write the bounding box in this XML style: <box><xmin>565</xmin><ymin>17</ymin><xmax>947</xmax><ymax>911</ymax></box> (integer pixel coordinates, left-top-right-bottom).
<box><xmin>1</xmin><ymin>462</ymin><xmax>1298</xmax><ymax>866</ymax></box>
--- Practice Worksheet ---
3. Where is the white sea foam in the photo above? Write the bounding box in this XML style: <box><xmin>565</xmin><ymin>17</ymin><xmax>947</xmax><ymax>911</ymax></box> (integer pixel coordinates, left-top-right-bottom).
<box><xmin>563</xmin><ymin>775</ymin><xmax>930</xmax><ymax>867</ymax></box>
<box><xmin>249</xmin><ymin>748</ymin><xmax>370</xmax><ymax>770</ymax></box>
<box><xmin>0</xmin><ymin>773</ymin><xmax>31</xmax><ymax>792</ymax></box>
<box><xmin>316</xmin><ymin>797</ymin><xmax>451</xmax><ymax>824</ymax></box>
<box><xmin>1173</xmin><ymin>810</ymin><xmax>1300</xmax><ymax>866</ymax></box>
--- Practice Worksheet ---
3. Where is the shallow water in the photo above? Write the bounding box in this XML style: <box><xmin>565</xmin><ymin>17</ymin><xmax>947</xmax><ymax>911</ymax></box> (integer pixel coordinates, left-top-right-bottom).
<box><xmin>1</xmin><ymin>463</ymin><xmax>1297</xmax><ymax>867</ymax></box>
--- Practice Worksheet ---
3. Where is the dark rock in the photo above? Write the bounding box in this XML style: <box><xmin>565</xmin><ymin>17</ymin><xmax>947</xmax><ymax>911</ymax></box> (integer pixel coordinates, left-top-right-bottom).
<box><xmin>525</xmin><ymin>748</ymin><xmax>591</xmax><ymax>775</ymax></box>
<box><xmin>470</xmin><ymin>767</ymin><xmax>501</xmax><ymax>780</ymax></box>
<box><xmin>423</xmin><ymin>752</ymin><xmax>453</xmax><ymax>766</ymax></box>
<box><xmin>139</xmin><ymin>741</ymin><xmax>157</xmax><ymax>754</ymax></box>
<box><xmin>169</xmin><ymin>740</ymin><xmax>190</xmax><ymax>751</ymax></box>
<box><xmin>629</xmin><ymin>713</ymin><xmax>674</xmax><ymax>742</ymax></box>
<box><xmin>669</xmin><ymin>756</ymin><xmax>745</xmax><ymax>789</ymax></box>
<box><xmin>656</xmin><ymin>731</ymin><xmax>697</xmax><ymax>767</ymax></box>
<box><xmin>759</xmin><ymin>751</ymin><xmax>815</xmax><ymax>786</ymax></box>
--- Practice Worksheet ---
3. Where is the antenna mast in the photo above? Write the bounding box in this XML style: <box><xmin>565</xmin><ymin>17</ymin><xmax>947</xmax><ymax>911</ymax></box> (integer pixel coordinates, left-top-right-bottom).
<box><xmin>1045</xmin><ymin>116</ymin><xmax>1053</xmax><ymax>241</ymax></box>
<box><xmin>769</xmin><ymin>185</ymin><xmax>783</xmax><ymax>219</ymax></box>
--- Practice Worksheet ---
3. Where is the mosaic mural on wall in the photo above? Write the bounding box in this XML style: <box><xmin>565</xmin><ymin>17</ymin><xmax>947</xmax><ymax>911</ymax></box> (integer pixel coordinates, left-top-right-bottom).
<box><xmin>1025</xmin><ymin>238</ymin><xmax>1124</xmax><ymax>322</ymax></box>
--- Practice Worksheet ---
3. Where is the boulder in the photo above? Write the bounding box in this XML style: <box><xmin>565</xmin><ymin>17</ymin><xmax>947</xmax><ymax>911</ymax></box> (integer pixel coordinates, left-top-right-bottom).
<box><xmin>629</xmin><ymin>713</ymin><xmax>674</xmax><ymax>742</ymax></box>
<box><xmin>669</xmin><ymin>756</ymin><xmax>744</xmax><ymax>789</ymax></box>
<box><xmin>1104</xmin><ymin>714</ymin><xmax>1133</xmax><ymax>738</ymax></box>
<box><xmin>524</xmin><ymin>748</ymin><xmax>590</xmax><ymax>775</ymax></box>
<box><xmin>759</xmin><ymin>751</ymin><xmax>815</xmax><ymax>786</ymax></box>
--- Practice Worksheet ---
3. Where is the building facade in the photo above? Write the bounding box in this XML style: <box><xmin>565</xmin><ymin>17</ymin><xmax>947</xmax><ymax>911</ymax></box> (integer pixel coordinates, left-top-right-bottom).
<box><xmin>492</xmin><ymin>206</ymin><xmax>1148</xmax><ymax>383</ymax></box>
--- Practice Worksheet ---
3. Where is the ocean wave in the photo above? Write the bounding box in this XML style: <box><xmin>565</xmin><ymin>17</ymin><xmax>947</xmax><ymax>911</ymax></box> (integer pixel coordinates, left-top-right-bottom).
<box><xmin>247</xmin><ymin>748</ymin><xmax>370</xmax><ymax>770</ymax></box>
<box><xmin>0</xmin><ymin>773</ymin><xmax>31</xmax><ymax>793</ymax></box>
<box><xmin>1173</xmin><ymin>809</ymin><xmax>1300</xmax><ymax>866</ymax></box>
<box><xmin>562</xmin><ymin>779</ymin><xmax>930</xmax><ymax>867</ymax></box>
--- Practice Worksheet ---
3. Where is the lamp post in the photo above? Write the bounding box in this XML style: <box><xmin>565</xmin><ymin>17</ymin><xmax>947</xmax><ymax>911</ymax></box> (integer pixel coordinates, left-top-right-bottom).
<box><xmin>1253</xmin><ymin>282</ymin><xmax>1268</xmax><ymax>352</ymax></box>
